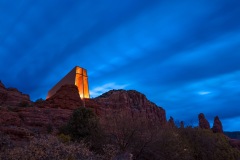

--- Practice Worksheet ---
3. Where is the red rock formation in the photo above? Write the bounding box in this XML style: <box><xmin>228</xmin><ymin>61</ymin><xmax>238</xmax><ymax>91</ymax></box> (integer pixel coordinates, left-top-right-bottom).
<box><xmin>46</xmin><ymin>84</ymin><xmax>83</xmax><ymax>110</ymax></box>
<box><xmin>0</xmin><ymin>107</ymin><xmax>73</xmax><ymax>140</ymax></box>
<box><xmin>0</xmin><ymin>83</ymin><xmax>166</xmax><ymax>141</ymax></box>
<box><xmin>86</xmin><ymin>90</ymin><xmax>166</xmax><ymax>126</ymax></box>
<box><xmin>212</xmin><ymin>116</ymin><xmax>223</xmax><ymax>133</ymax></box>
<box><xmin>0</xmin><ymin>81</ymin><xmax>30</xmax><ymax>107</ymax></box>
<box><xmin>198</xmin><ymin>113</ymin><xmax>210</xmax><ymax>129</ymax></box>
<box><xmin>0</xmin><ymin>82</ymin><xmax>76</xmax><ymax>140</ymax></box>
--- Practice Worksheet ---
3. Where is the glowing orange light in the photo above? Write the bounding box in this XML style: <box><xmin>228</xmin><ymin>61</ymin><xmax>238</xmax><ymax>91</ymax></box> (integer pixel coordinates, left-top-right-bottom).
<box><xmin>75</xmin><ymin>67</ymin><xmax>90</xmax><ymax>99</ymax></box>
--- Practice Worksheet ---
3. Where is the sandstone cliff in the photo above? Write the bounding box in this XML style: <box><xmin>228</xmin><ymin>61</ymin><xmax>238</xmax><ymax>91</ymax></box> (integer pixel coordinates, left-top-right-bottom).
<box><xmin>86</xmin><ymin>89</ymin><xmax>166</xmax><ymax>126</ymax></box>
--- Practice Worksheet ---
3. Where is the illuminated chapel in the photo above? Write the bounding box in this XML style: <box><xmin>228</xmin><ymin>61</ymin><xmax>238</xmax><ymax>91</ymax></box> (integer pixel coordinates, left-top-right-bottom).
<box><xmin>46</xmin><ymin>66</ymin><xmax>90</xmax><ymax>99</ymax></box>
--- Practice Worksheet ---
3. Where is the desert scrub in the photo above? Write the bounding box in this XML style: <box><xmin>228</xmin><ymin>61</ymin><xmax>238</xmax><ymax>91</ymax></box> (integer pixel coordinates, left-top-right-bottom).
<box><xmin>0</xmin><ymin>135</ymin><xmax>99</xmax><ymax>160</ymax></box>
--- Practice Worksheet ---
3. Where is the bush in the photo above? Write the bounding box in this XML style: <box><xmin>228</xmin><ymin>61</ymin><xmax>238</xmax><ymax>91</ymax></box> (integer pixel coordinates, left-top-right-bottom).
<box><xmin>0</xmin><ymin>135</ymin><xmax>99</xmax><ymax>160</ymax></box>
<box><xmin>59</xmin><ymin>107</ymin><xmax>104</xmax><ymax>152</ymax></box>
<box><xmin>136</xmin><ymin>127</ymin><xmax>193</xmax><ymax>160</ymax></box>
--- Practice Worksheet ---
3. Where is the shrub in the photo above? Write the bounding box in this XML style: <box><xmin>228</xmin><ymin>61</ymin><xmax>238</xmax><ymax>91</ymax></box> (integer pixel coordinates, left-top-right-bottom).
<box><xmin>137</xmin><ymin>127</ymin><xmax>193</xmax><ymax>160</ymax></box>
<box><xmin>59</xmin><ymin>107</ymin><xmax>104</xmax><ymax>152</ymax></box>
<box><xmin>0</xmin><ymin>135</ymin><xmax>99</xmax><ymax>160</ymax></box>
<box><xmin>102</xmin><ymin>112</ymin><xmax>240</xmax><ymax>160</ymax></box>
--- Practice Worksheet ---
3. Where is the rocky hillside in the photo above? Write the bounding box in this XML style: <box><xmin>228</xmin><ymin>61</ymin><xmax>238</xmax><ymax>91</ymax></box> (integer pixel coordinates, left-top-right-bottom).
<box><xmin>0</xmin><ymin>82</ymin><xmax>166</xmax><ymax>140</ymax></box>
<box><xmin>0</xmin><ymin>81</ymin><xmax>30</xmax><ymax>107</ymax></box>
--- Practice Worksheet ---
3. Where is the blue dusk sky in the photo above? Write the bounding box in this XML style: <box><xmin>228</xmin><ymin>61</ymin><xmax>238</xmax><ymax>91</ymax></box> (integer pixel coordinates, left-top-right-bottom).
<box><xmin>0</xmin><ymin>0</ymin><xmax>240</xmax><ymax>131</ymax></box>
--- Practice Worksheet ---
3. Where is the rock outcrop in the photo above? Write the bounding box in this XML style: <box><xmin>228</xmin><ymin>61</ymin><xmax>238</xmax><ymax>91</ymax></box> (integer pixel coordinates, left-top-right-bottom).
<box><xmin>86</xmin><ymin>89</ymin><xmax>166</xmax><ymax>126</ymax></box>
<box><xmin>198</xmin><ymin>113</ymin><xmax>210</xmax><ymax>129</ymax></box>
<box><xmin>0</xmin><ymin>107</ymin><xmax>73</xmax><ymax>140</ymax></box>
<box><xmin>46</xmin><ymin>84</ymin><xmax>83</xmax><ymax>110</ymax></box>
<box><xmin>212</xmin><ymin>116</ymin><xmax>223</xmax><ymax>133</ymax></box>
<box><xmin>0</xmin><ymin>81</ymin><xmax>30</xmax><ymax>107</ymax></box>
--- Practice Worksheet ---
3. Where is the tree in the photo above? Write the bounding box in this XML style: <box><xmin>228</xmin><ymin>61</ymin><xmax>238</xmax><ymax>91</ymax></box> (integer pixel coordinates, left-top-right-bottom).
<box><xmin>103</xmin><ymin>110</ymin><xmax>156</xmax><ymax>159</ymax></box>
<box><xmin>60</xmin><ymin>107</ymin><xmax>101</xmax><ymax>141</ymax></box>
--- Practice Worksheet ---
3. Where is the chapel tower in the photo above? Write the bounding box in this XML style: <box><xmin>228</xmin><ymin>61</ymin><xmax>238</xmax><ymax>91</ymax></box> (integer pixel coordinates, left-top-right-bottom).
<box><xmin>46</xmin><ymin>66</ymin><xmax>90</xmax><ymax>99</ymax></box>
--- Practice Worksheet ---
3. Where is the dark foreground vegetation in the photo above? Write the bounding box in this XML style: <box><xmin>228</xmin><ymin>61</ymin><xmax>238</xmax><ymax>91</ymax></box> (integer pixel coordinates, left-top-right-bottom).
<box><xmin>1</xmin><ymin>107</ymin><xmax>240</xmax><ymax>160</ymax></box>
